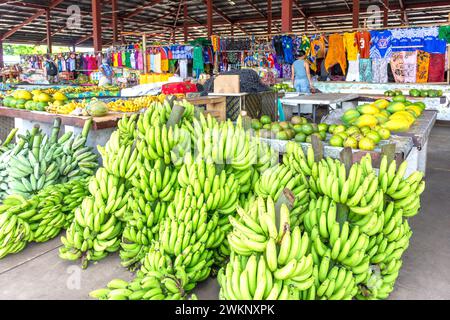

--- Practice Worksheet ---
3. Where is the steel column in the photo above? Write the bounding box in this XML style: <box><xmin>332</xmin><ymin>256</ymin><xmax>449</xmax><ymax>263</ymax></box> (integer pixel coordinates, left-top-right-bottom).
<box><xmin>92</xmin><ymin>0</ymin><xmax>102</xmax><ymax>53</ymax></box>
<box><xmin>184</xmin><ymin>0</ymin><xmax>188</xmax><ymax>43</ymax></box>
<box><xmin>231</xmin><ymin>24</ymin><xmax>234</xmax><ymax>37</ymax></box>
<box><xmin>268</xmin><ymin>0</ymin><xmax>272</xmax><ymax>36</ymax></box>
<box><xmin>281</xmin><ymin>0</ymin><xmax>293</xmax><ymax>33</ymax></box>
<box><xmin>112</xmin><ymin>0</ymin><xmax>118</xmax><ymax>45</ymax></box>
<box><xmin>45</xmin><ymin>9</ymin><xmax>52</xmax><ymax>53</ymax></box>
<box><xmin>352</xmin><ymin>0</ymin><xmax>360</xmax><ymax>28</ymax></box>
<box><xmin>304</xmin><ymin>19</ymin><xmax>308</xmax><ymax>31</ymax></box>
<box><xmin>207</xmin><ymin>0</ymin><xmax>213</xmax><ymax>37</ymax></box>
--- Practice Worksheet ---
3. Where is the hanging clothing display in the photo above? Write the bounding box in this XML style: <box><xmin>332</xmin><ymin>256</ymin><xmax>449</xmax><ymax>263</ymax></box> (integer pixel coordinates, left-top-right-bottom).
<box><xmin>356</xmin><ymin>31</ymin><xmax>371</xmax><ymax>59</ymax></box>
<box><xmin>193</xmin><ymin>46</ymin><xmax>205</xmax><ymax>76</ymax></box>
<box><xmin>324</xmin><ymin>34</ymin><xmax>347</xmax><ymax>75</ymax></box>
<box><xmin>403</xmin><ymin>51</ymin><xmax>418</xmax><ymax>83</ymax></box>
<box><xmin>179</xmin><ymin>59</ymin><xmax>188</xmax><ymax>79</ymax></box>
<box><xmin>416</xmin><ymin>51</ymin><xmax>430</xmax><ymax>83</ymax></box>
<box><xmin>372</xmin><ymin>58</ymin><xmax>389</xmax><ymax>83</ymax></box>
<box><xmin>438</xmin><ymin>26</ymin><xmax>450</xmax><ymax>42</ymax></box>
<box><xmin>359</xmin><ymin>59</ymin><xmax>373</xmax><ymax>82</ymax></box>
<box><xmin>346</xmin><ymin>60</ymin><xmax>360</xmax><ymax>82</ymax></box>
<box><xmin>343</xmin><ymin>32</ymin><xmax>358</xmax><ymax>61</ymax></box>
<box><xmin>370</xmin><ymin>30</ymin><xmax>393</xmax><ymax>60</ymax></box>
<box><xmin>310</xmin><ymin>35</ymin><xmax>326</xmax><ymax>59</ymax></box>
<box><xmin>428</xmin><ymin>53</ymin><xmax>445</xmax><ymax>82</ymax></box>
<box><xmin>390</xmin><ymin>52</ymin><xmax>405</xmax><ymax>83</ymax></box>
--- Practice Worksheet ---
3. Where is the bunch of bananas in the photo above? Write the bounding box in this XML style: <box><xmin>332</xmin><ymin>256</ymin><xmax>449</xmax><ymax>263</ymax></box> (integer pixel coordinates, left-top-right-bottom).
<box><xmin>46</xmin><ymin>101</ymin><xmax>83</xmax><ymax>115</ymax></box>
<box><xmin>119</xmin><ymin>191</ymin><xmax>168</xmax><ymax>270</ymax></box>
<box><xmin>90</xmin><ymin>269</ymin><xmax>197</xmax><ymax>300</ymax></box>
<box><xmin>219</xmin><ymin>197</ymin><xmax>315</xmax><ymax>299</ymax></box>
<box><xmin>59</xmin><ymin>169</ymin><xmax>129</xmax><ymax>267</ymax></box>
<box><xmin>0</xmin><ymin>209</ymin><xmax>32</xmax><ymax>259</ymax></box>
<box><xmin>117</xmin><ymin>113</ymin><xmax>138</xmax><ymax>146</ymax></box>
<box><xmin>60</xmin><ymin>178</ymin><xmax>91</xmax><ymax>228</ymax></box>
<box><xmin>107</xmin><ymin>95</ymin><xmax>166</xmax><ymax>113</ymax></box>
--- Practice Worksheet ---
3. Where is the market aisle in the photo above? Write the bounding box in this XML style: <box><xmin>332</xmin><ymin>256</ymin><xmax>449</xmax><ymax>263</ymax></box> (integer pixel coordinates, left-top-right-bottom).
<box><xmin>1</xmin><ymin>125</ymin><xmax>450</xmax><ymax>300</ymax></box>
<box><xmin>389</xmin><ymin>124</ymin><xmax>450</xmax><ymax>300</ymax></box>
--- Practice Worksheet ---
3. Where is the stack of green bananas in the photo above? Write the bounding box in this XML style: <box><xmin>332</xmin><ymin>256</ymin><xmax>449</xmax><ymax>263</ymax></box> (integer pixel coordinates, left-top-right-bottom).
<box><xmin>98</xmin><ymin>131</ymin><xmax>139</xmax><ymax>180</ymax></box>
<box><xmin>0</xmin><ymin>208</ymin><xmax>32</xmax><ymax>259</ymax></box>
<box><xmin>90</xmin><ymin>269</ymin><xmax>197</xmax><ymax>300</ymax></box>
<box><xmin>119</xmin><ymin>190</ymin><xmax>168</xmax><ymax>270</ymax></box>
<box><xmin>0</xmin><ymin>129</ymin><xmax>18</xmax><ymax>199</ymax></box>
<box><xmin>117</xmin><ymin>113</ymin><xmax>138</xmax><ymax>146</ymax></box>
<box><xmin>219</xmin><ymin>197</ymin><xmax>315</xmax><ymax>299</ymax></box>
<box><xmin>59</xmin><ymin>169</ymin><xmax>128</xmax><ymax>267</ymax></box>
<box><xmin>177</xmin><ymin>157</ymin><xmax>239</xmax><ymax>214</ymax></box>
<box><xmin>60</xmin><ymin>178</ymin><xmax>90</xmax><ymax>229</ymax></box>
<box><xmin>130</xmin><ymin>158</ymin><xmax>178</xmax><ymax>203</ymax></box>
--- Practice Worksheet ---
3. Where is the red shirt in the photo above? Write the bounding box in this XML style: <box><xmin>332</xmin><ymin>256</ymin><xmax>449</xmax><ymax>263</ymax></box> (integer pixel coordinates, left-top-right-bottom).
<box><xmin>356</xmin><ymin>31</ymin><xmax>371</xmax><ymax>59</ymax></box>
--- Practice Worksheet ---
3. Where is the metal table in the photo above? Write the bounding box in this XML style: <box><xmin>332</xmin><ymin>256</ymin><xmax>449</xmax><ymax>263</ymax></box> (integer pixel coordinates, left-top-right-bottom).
<box><xmin>280</xmin><ymin>93</ymin><xmax>360</xmax><ymax>122</ymax></box>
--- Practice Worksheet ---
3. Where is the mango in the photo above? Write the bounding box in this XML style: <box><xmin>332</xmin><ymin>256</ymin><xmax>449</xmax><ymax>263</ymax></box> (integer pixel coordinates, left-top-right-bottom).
<box><xmin>357</xmin><ymin>104</ymin><xmax>379</xmax><ymax>115</ymax></box>
<box><xmin>354</xmin><ymin>114</ymin><xmax>378</xmax><ymax>128</ymax></box>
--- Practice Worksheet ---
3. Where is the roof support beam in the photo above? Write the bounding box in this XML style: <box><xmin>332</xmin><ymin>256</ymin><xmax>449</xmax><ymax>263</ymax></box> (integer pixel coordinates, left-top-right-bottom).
<box><xmin>92</xmin><ymin>0</ymin><xmax>102</xmax><ymax>53</ymax></box>
<box><xmin>183</xmin><ymin>0</ymin><xmax>188</xmax><ymax>42</ymax></box>
<box><xmin>268</xmin><ymin>0</ymin><xmax>272</xmax><ymax>36</ymax></box>
<box><xmin>207</xmin><ymin>0</ymin><xmax>213</xmax><ymax>37</ymax></box>
<box><xmin>281</xmin><ymin>0</ymin><xmax>293</xmax><ymax>33</ymax></box>
<box><xmin>383</xmin><ymin>0</ymin><xmax>389</xmax><ymax>27</ymax></box>
<box><xmin>111</xmin><ymin>0</ymin><xmax>118</xmax><ymax>45</ymax></box>
<box><xmin>294</xmin><ymin>1</ymin><xmax>320</xmax><ymax>32</ymax></box>
<box><xmin>399</xmin><ymin>0</ymin><xmax>409</xmax><ymax>25</ymax></box>
<box><xmin>0</xmin><ymin>40</ymin><xmax>4</xmax><ymax>69</ymax></box>
<box><xmin>45</xmin><ymin>9</ymin><xmax>52</xmax><ymax>53</ymax></box>
<box><xmin>353</xmin><ymin>0</ymin><xmax>360</xmax><ymax>28</ymax></box>
<box><xmin>1</xmin><ymin>0</ymin><xmax>64</xmax><ymax>41</ymax></box>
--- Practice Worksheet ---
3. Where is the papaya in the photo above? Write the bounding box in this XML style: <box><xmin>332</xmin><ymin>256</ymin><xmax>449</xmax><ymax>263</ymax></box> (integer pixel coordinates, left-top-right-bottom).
<box><xmin>354</xmin><ymin>114</ymin><xmax>378</xmax><ymax>128</ymax></box>
<box><xmin>386</xmin><ymin>102</ymin><xmax>406</xmax><ymax>114</ymax></box>
<box><xmin>373</xmin><ymin>99</ymin><xmax>389</xmax><ymax>109</ymax></box>
<box><xmin>405</xmin><ymin>105</ymin><xmax>422</xmax><ymax>117</ymax></box>
<box><xmin>341</xmin><ymin>109</ymin><xmax>360</xmax><ymax>125</ymax></box>
<box><xmin>414</xmin><ymin>101</ymin><xmax>426</xmax><ymax>111</ymax></box>
<box><xmin>357</xmin><ymin>104</ymin><xmax>379</xmax><ymax>115</ymax></box>
<box><xmin>379</xmin><ymin>109</ymin><xmax>391</xmax><ymax>118</ymax></box>
<box><xmin>86</xmin><ymin>100</ymin><xmax>109</xmax><ymax>117</ymax></box>
<box><xmin>390</xmin><ymin>111</ymin><xmax>416</xmax><ymax>126</ymax></box>
<box><xmin>374</xmin><ymin>113</ymin><xmax>388</xmax><ymax>124</ymax></box>
<box><xmin>382</xmin><ymin>119</ymin><xmax>411</xmax><ymax>132</ymax></box>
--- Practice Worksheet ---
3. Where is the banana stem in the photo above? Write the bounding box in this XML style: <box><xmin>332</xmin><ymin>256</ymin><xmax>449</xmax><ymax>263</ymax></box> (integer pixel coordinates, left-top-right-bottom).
<box><xmin>32</xmin><ymin>134</ymin><xmax>42</xmax><ymax>160</ymax></box>
<box><xmin>49</xmin><ymin>117</ymin><xmax>62</xmax><ymax>145</ymax></box>
<box><xmin>82</xmin><ymin>118</ymin><xmax>94</xmax><ymax>138</ymax></box>
<box><xmin>2</xmin><ymin>128</ymin><xmax>18</xmax><ymax>146</ymax></box>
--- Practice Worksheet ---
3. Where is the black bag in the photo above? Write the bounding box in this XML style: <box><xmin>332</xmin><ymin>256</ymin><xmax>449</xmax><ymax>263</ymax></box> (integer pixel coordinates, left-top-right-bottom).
<box><xmin>46</xmin><ymin>61</ymin><xmax>58</xmax><ymax>76</ymax></box>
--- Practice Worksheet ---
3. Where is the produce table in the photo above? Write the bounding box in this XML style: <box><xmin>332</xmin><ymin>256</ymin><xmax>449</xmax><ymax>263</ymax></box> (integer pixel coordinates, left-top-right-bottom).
<box><xmin>0</xmin><ymin>106</ymin><xmax>126</xmax><ymax>154</ymax></box>
<box><xmin>280</xmin><ymin>93</ymin><xmax>360</xmax><ymax>122</ymax></box>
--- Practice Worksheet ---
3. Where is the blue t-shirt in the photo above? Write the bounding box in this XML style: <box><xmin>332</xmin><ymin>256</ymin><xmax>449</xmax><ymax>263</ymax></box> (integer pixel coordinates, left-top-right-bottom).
<box><xmin>423</xmin><ymin>36</ymin><xmax>447</xmax><ymax>54</ymax></box>
<box><xmin>371</xmin><ymin>30</ymin><xmax>393</xmax><ymax>59</ymax></box>
<box><xmin>292</xmin><ymin>59</ymin><xmax>307</xmax><ymax>80</ymax></box>
<box><xmin>410</xmin><ymin>36</ymin><xmax>424</xmax><ymax>51</ymax></box>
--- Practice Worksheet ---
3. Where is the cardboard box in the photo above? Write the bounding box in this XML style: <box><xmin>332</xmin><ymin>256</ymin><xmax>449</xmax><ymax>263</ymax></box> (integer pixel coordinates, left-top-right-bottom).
<box><xmin>214</xmin><ymin>75</ymin><xmax>240</xmax><ymax>94</ymax></box>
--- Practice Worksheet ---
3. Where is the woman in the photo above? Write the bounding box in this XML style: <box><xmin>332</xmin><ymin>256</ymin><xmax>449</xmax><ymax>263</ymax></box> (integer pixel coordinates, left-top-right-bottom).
<box><xmin>98</xmin><ymin>58</ymin><xmax>114</xmax><ymax>86</ymax></box>
<box><xmin>291</xmin><ymin>51</ymin><xmax>314</xmax><ymax>93</ymax></box>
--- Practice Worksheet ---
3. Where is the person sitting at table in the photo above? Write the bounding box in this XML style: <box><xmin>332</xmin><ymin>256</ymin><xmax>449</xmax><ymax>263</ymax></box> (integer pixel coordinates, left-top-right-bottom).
<box><xmin>291</xmin><ymin>50</ymin><xmax>314</xmax><ymax>94</ymax></box>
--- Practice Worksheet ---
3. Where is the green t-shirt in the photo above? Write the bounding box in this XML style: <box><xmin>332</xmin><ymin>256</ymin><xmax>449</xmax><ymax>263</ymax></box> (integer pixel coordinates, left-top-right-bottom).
<box><xmin>438</xmin><ymin>26</ymin><xmax>450</xmax><ymax>43</ymax></box>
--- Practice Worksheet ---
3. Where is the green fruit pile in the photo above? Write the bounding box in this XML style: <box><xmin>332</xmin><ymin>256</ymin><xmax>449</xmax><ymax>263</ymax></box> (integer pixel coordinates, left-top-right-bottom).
<box><xmin>216</xmin><ymin>142</ymin><xmax>425</xmax><ymax>300</ymax></box>
<box><xmin>0</xmin><ymin>178</ymin><xmax>89</xmax><ymax>258</ymax></box>
<box><xmin>0</xmin><ymin>119</ymin><xmax>97</xmax><ymax>201</ymax></box>
<box><xmin>384</xmin><ymin>89</ymin><xmax>443</xmax><ymax>98</ymax></box>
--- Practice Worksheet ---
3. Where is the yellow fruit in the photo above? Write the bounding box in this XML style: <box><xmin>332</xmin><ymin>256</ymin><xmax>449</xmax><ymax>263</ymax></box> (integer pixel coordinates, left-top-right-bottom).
<box><xmin>18</xmin><ymin>90</ymin><xmax>32</xmax><ymax>101</ymax></box>
<box><xmin>357</xmin><ymin>104</ymin><xmax>379</xmax><ymax>115</ymax></box>
<box><xmin>53</xmin><ymin>92</ymin><xmax>68</xmax><ymax>101</ymax></box>
<box><xmin>359</xmin><ymin>137</ymin><xmax>376</xmax><ymax>151</ymax></box>
<box><xmin>390</xmin><ymin>111</ymin><xmax>415</xmax><ymax>125</ymax></box>
<box><xmin>354</xmin><ymin>114</ymin><xmax>378</xmax><ymax>128</ymax></box>
<box><xmin>38</xmin><ymin>93</ymin><xmax>52</xmax><ymax>103</ymax></box>
<box><xmin>405</xmin><ymin>105</ymin><xmax>422</xmax><ymax>117</ymax></box>
<box><xmin>373</xmin><ymin>99</ymin><xmax>389</xmax><ymax>109</ymax></box>
<box><xmin>382</xmin><ymin>119</ymin><xmax>411</xmax><ymax>132</ymax></box>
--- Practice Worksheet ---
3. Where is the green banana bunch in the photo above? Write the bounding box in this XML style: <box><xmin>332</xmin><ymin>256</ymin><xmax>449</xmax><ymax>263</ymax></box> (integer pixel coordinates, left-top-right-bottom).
<box><xmin>98</xmin><ymin>131</ymin><xmax>139</xmax><ymax>180</ymax></box>
<box><xmin>130</xmin><ymin>158</ymin><xmax>178</xmax><ymax>203</ymax></box>
<box><xmin>136</xmin><ymin>101</ymin><xmax>172</xmax><ymax>135</ymax></box>
<box><xmin>313</xmin><ymin>260</ymin><xmax>357</xmax><ymax>300</ymax></box>
<box><xmin>0</xmin><ymin>208</ymin><xmax>32</xmax><ymax>259</ymax></box>
<box><xmin>378</xmin><ymin>156</ymin><xmax>425</xmax><ymax>217</ymax></box>
<box><xmin>59</xmin><ymin>169</ymin><xmax>128</xmax><ymax>268</ymax></box>
<box><xmin>60</xmin><ymin>178</ymin><xmax>90</xmax><ymax>228</ymax></box>
<box><xmin>178</xmin><ymin>157</ymin><xmax>239</xmax><ymax>214</ymax></box>
<box><xmin>117</xmin><ymin>113</ymin><xmax>139</xmax><ymax>146</ymax></box>
<box><xmin>90</xmin><ymin>268</ymin><xmax>196</xmax><ymax>300</ymax></box>
<box><xmin>119</xmin><ymin>191</ymin><xmax>168</xmax><ymax>270</ymax></box>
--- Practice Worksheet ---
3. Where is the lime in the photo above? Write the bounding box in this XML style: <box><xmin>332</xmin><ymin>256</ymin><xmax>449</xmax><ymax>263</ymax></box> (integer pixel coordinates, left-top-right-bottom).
<box><xmin>359</xmin><ymin>137</ymin><xmax>376</xmax><ymax>151</ymax></box>
<box><xmin>329</xmin><ymin>135</ymin><xmax>344</xmax><ymax>147</ymax></box>
<box><xmin>343</xmin><ymin>137</ymin><xmax>358</xmax><ymax>149</ymax></box>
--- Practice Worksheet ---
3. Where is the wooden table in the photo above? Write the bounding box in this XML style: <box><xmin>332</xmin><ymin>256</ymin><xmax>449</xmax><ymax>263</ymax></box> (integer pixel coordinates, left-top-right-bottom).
<box><xmin>187</xmin><ymin>96</ymin><xmax>226</xmax><ymax>121</ymax></box>
<box><xmin>0</xmin><ymin>106</ymin><xmax>127</xmax><ymax>156</ymax></box>
<box><xmin>280</xmin><ymin>93</ymin><xmax>360</xmax><ymax>122</ymax></box>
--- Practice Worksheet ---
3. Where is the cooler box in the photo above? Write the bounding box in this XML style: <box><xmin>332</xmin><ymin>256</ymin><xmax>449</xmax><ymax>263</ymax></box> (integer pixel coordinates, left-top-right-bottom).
<box><xmin>162</xmin><ymin>82</ymin><xmax>198</xmax><ymax>95</ymax></box>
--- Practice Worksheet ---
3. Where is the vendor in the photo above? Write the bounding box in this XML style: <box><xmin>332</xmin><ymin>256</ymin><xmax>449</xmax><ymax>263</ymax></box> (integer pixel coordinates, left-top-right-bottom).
<box><xmin>43</xmin><ymin>55</ymin><xmax>58</xmax><ymax>84</ymax></box>
<box><xmin>291</xmin><ymin>51</ymin><xmax>314</xmax><ymax>94</ymax></box>
<box><xmin>99</xmin><ymin>58</ymin><xmax>114</xmax><ymax>86</ymax></box>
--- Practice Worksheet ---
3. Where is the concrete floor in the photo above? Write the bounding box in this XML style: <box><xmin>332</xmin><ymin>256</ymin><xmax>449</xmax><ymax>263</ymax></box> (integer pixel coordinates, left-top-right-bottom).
<box><xmin>0</xmin><ymin>125</ymin><xmax>449</xmax><ymax>300</ymax></box>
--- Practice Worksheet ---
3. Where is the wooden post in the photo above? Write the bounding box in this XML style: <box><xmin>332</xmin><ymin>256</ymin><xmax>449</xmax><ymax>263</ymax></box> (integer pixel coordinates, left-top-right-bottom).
<box><xmin>383</xmin><ymin>0</ymin><xmax>388</xmax><ymax>27</ymax></box>
<box><xmin>45</xmin><ymin>9</ymin><xmax>52</xmax><ymax>53</ymax></box>
<box><xmin>112</xmin><ymin>0</ymin><xmax>118</xmax><ymax>45</ymax></box>
<box><xmin>448</xmin><ymin>14</ymin><xmax>450</xmax><ymax>84</ymax></box>
<box><xmin>231</xmin><ymin>24</ymin><xmax>234</xmax><ymax>37</ymax></box>
<box><xmin>281</xmin><ymin>0</ymin><xmax>293</xmax><ymax>33</ymax></box>
<box><xmin>207</xmin><ymin>0</ymin><xmax>213</xmax><ymax>37</ymax></box>
<box><xmin>0</xmin><ymin>40</ymin><xmax>3</xmax><ymax>69</ymax></box>
<box><xmin>183</xmin><ymin>0</ymin><xmax>188</xmax><ymax>43</ymax></box>
<box><xmin>91</xmin><ymin>0</ymin><xmax>102</xmax><ymax>53</ymax></box>
<box><xmin>352</xmin><ymin>0</ymin><xmax>360</xmax><ymax>29</ymax></box>
<box><xmin>268</xmin><ymin>0</ymin><xmax>272</xmax><ymax>36</ymax></box>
